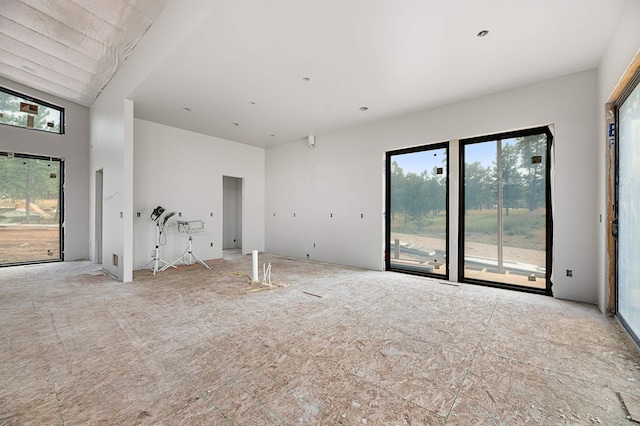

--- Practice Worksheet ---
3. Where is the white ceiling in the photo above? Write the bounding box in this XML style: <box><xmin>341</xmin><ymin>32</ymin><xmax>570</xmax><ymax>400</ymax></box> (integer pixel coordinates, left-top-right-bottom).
<box><xmin>1</xmin><ymin>1</ymin><xmax>628</xmax><ymax>148</ymax></box>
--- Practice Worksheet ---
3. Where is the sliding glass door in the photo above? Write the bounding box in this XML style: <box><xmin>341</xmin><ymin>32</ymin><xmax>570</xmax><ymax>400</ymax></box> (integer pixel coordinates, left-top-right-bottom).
<box><xmin>460</xmin><ymin>127</ymin><xmax>552</xmax><ymax>293</ymax></box>
<box><xmin>616</xmin><ymin>74</ymin><xmax>640</xmax><ymax>341</ymax></box>
<box><xmin>386</xmin><ymin>143</ymin><xmax>448</xmax><ymax>278</ymax></box>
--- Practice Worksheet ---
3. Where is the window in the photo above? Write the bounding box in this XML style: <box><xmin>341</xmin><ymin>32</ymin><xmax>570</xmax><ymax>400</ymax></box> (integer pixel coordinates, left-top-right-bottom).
<box><xmin>0</xmin><ymin>87</ymin><xmax>64</xmax><ymax>134</ymax></box>
<box><xmin>459</xmin><ymin>127</ymin><xmax>552</xmax><ymax>294</ymax></box>
<box><xmin>615</xmin><ymin>69</ymin><xmax>640</xmax><ymax>342</ymax></box>
<box><xmin>0</xmin><ymin>152</ymin><xmax>64</xmax><ymax>266</ymax></box>
<box><xmin>386</xmin><ymin>143</ymin><xmax>449</xmax><ymax>278</ymax></box>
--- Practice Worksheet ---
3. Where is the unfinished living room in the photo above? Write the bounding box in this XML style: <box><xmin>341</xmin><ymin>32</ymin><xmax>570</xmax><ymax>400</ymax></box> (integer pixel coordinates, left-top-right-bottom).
<box><xmin>2</xmin><ymin>0</ymin><xmax>640</xmax><ymax>424</ymax></box>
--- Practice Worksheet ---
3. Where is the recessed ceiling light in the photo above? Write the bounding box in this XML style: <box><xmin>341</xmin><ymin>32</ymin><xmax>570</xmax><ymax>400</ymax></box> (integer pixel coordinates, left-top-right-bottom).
<box><xmin>181</xmin><ymin>107</ymin><xmax>192</xmax><ymax>112</ymax></box>
<box><xmin>302</xmin><ymin>77</ymin><xmax>311</xmax><ymax>82</ymax></box>
<box><xmin>359</xmin><ymin>106</ymin><xmax>369</xmax><ymax>111</ymax></box>
<box><xmin>269</xmin><ymin>134</ymin><xmax>276</xmax><ymax>137</ymax></box>
<box><xmin>477</xmin><ymin>30</ymin><xmax>489</xmax><ymax>37</ymax></box>
<box><xmin>233</xmin><ymin>122</ymin><xmax>240</xmax><ymax>126</ymax></box>
<box><xmin>249</xmin><ymin>101</ymin><xmax>256</xmax><ymax>105</ymax></box>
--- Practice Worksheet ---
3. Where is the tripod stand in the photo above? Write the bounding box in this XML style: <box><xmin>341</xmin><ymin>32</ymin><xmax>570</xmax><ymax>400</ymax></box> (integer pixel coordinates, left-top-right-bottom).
<box><xmin>145</xmin><ymin>207</ymin><xmax>176</xmax><ymax>275</ymax></box>
<box><xmin>166</xmin><ymin>220</ymin><xmax>210</xmax><ymax>270</ymax></box>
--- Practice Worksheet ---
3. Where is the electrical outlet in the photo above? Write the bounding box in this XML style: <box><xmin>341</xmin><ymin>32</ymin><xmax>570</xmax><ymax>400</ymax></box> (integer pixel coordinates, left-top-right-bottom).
<box><xmin>137</xmin><ymin>212</ymin><xmax>140</xmax><ymax>217</ymax></box>
<box><xmin>566</xmin><ymin>269</ymin><xmax>573</xmax><ymax>277</ymax></box>
<box><xmin>210</xmin><ymin>242</ymin><xmax>213</xmax><ymax>247</ymax></box>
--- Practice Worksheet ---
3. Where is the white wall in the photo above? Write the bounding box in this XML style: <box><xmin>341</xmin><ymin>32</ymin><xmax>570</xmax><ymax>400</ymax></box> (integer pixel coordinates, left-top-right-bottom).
<box><xmin>596</xmin><ymin>0</ymin><xmax>640</xmax><ymax>313</ymax></box>
<box><xmin>132</xmin><ymin>119</ymin><xmax>264</xmax><ymax>270</ymax></box>
<box><xmin>266</xmin><ymin>69</ymin><xmax>599</xmax><ymax>303</ymax></box>
<box><xmin>0</xmin><ymin>77</ymin><xmax>90</xmax><ymax>261</ymax></box>
<box><xmin>89</xmin><ymin>0</ymin><xmax>214</xmax><ymax>281</ymax></box>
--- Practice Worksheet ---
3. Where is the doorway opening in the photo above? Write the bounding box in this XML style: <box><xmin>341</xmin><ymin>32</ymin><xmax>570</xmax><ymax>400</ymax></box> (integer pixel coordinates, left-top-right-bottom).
<box><xmin>0</xmin><ymin>152</ymin><xmax>64</xmax><ymax>266</ymax></box>
<box><xmin>223</xmin><ymin>176</ymin><xmax>243</xmax><ymax>253</ymax></box>
<box><xmin>95</xmin><ymin>169</ymin><xmax>103</xmax><ymax>264</ymax></box>
<box><xmin>459</xmin><ymin>126</ymin><xmax>553</xmax><ymax>294</ymax></box>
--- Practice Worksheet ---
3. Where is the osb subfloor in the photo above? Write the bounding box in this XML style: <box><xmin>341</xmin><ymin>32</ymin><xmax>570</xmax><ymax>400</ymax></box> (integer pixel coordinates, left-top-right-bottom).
<box><xmin>2</xmin><ymin>253</ymin><xmax>640</xmax><ymax>425</ymax></box>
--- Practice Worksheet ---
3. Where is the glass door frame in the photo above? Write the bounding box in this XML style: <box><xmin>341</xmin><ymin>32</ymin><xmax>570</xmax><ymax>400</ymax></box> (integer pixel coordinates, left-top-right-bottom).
<box><xmin>614</xmin><ymin>68</ymin><xmax>640</xmax><ymax>343</ymax></box>
<box><xmin>0</xmin><ymin>151</ymin><xmax>65</xmax><ymax>267</ymax></box>
<box><xmin>458</xmin><ymin>126</ymin><xmax>554</xmax><ymax>295</ymax></box>
<box><xmin>385</xmin><ymin>142</ymin><xmax>450</xmax><ymax>280</ymax></box>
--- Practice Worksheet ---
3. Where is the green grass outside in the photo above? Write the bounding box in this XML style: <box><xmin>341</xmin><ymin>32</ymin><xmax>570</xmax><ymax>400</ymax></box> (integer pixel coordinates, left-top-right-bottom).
<box><xmin>391</xmin><ymin>208</ymin><xmax>545</xmax><ymax>251</ymax></box>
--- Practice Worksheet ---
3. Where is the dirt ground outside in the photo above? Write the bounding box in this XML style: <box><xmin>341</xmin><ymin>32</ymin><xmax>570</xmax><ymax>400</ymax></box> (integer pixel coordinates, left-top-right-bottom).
<box><xmin>391</xmin><ymin>232</ymin><xmax>546</xmax><ymax>289</ymax></box>
<box><xmin>0</xmin><ymin>225</ymin><xmax>60</xmax><ymax>265</ymax></box>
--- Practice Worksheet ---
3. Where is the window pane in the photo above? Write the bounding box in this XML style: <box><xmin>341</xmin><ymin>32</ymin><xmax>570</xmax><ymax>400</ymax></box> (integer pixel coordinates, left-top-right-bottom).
<box><xmin>462</xmin><ymin>133</ymin><xmax>547</xmax><ymax>289</ymax></box>
<box><xmin>617</xmin><ymin>80</ymin><xmax>640</xmax><ymax>338</ymax></box>
<box><xmin>0</xmin><ymin>88</ymin><xmax>63</xmax><ymax>134</ymax></box>
<box><xmin>0</xmin><ymin>154</ymin><xmax>62</xmax><ymax>264</ymax></box>
<box><xmin>388</xmin><ymin>146</ymin><xmax>447</xmax><ymax>276</ymax></box>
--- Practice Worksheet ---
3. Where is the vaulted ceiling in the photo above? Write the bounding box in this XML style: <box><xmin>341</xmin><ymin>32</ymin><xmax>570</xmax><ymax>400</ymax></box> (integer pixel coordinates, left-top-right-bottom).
<box><xmin>0</xmin><ymin>0</ymin><xmax>168</xmax><ymax>106</ymax></box>
<box><xmin>1</xmin><ymin>0</ymin><xmax>629</xmax><ymax>148</ymax></box>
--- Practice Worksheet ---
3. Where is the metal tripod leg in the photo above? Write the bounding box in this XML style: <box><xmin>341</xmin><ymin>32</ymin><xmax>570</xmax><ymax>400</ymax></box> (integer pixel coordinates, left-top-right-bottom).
<box><xmin>165</xmin><ymin>234</ymin><xmax>210</xmax><ymax>270</ymax></box>
<box><xmin>185</xmin><ymin>235</ymin><xmax>210</xmax><ymax>269</ymax></box>
<box><xmin>144</xmin><ymin>222</ymin><xmax>175</xmax><ymax>275</ymax></box>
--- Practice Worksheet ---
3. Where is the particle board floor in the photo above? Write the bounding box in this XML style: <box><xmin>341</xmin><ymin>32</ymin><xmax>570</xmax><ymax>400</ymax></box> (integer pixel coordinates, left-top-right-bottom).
<box><xmin>1</xmin><ymin>254</ymin><xmax>640</xmax><ymax>425</ymax></box>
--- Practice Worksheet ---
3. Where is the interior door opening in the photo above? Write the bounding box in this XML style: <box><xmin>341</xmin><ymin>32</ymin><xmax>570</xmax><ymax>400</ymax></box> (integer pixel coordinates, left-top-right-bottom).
<box><xmin>95</xmin><ymin>169</ymin><xmax>103</xmax><ymax>264</ymax></box>
<box><xmin>459</xmin><ymin>127</ymin><xmax>553</xmax><ymax>294</ymax></box>
<box><xmin>0</xmin><ymin>152</ymin><xmax>64</xmax><ymax>266</ymax></box>
<box><xmin>223</xmin><ymin>176</ymin><xmax>243</xmax><ymax>252</ymax></box>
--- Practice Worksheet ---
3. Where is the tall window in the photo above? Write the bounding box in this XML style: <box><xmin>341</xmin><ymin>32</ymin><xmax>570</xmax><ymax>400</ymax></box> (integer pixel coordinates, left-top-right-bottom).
<box><xmin>0</xmin><ymin>152</ymin><xmax>64</xmax><ymax>266</ymax></box>
<box><xmin>0</xmin><ymin>87</ymin><xmax>64</xmax><ymax>134</ymax></box>
<box><xmin>386</xmin><ymin>143</ymin><xmax>449</xmax><ymax>278</ymax></box>
<box><xmin>616</xmin><ymin>71</ymin><xmax>640</xmax><ymax>342</ymax></box>
<box><xmin>460</xmin><ymin>127</ymin><xmax>552</xmax><ymax>294</ymax></box>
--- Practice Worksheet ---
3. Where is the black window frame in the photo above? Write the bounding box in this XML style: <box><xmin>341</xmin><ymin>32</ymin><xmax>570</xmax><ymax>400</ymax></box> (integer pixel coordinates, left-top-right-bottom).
<box><xmin>458</xmin><ymin>126</ymin><xmax>554</xmax><ymax>296</ymax></box>
<box><xmin>385</xmin><ymin>141</ymin><xmax>450</xmax><ymax>280</ymax></box>
<box><xmin>0</xmin><ymin>151</ymin><xmax>65</xmax><ymax>267</ymax></box>
<box><xmin>613</xmin><ymin>66</ymin><xmax>640</xmax><ymax>343</ymax></box>
<box><xmin>0</xmin><ymin>86</ymin><xmax>65</xmax><ymax>135</ymax></box>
